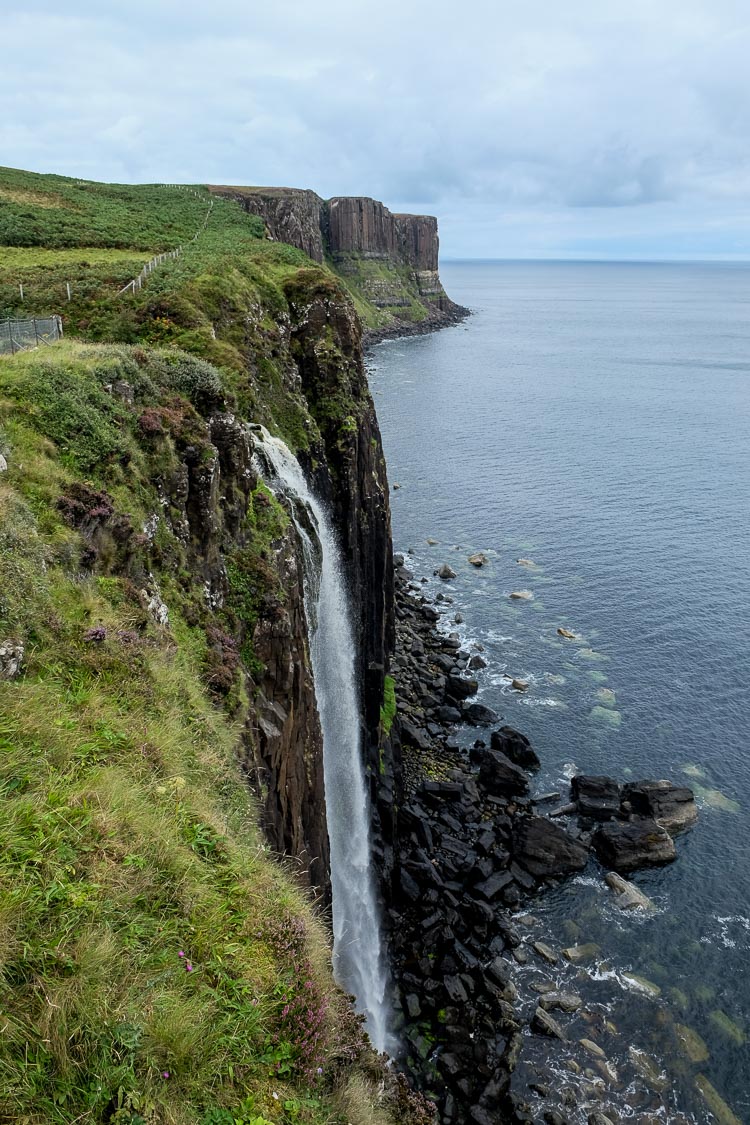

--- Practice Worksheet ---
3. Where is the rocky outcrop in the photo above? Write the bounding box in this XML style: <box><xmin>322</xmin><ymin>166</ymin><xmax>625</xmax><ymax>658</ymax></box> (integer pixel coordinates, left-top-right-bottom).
<box><xmin>210</xmin><ymin>185</ymin><xmax>325</xmax><ymax>262</ymax></box>
<box><xmin>209</xmin><ymin>184</ymin><xmax>468</xmax><ymax>337</ymax></box>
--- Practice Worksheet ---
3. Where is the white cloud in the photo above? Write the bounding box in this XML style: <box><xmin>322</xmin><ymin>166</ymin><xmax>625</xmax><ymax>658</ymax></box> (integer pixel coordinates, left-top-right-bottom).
<box><xmin>1</xmin><ymin>0</ymin><xmax>750</xmax><ymax>255</ymax></box>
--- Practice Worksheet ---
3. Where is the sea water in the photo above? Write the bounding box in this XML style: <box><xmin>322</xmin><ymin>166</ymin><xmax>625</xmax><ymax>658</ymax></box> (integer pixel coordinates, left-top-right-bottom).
<box><xmin>369</xmin><ymin>261</ymin><xmax>750</xmax><ymax>1120</ymax></box>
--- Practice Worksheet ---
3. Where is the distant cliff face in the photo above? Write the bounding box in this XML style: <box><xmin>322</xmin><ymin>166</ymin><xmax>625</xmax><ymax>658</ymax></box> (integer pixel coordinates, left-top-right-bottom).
<box><xmin>209</xmin><ymin>184</ymin><xmax>467</xmax><ymax>336</ymax></box>
<box><xmin>213</xmin><ymin>186</ymin><xmax>325</xmax><ymax>263</ymax></box>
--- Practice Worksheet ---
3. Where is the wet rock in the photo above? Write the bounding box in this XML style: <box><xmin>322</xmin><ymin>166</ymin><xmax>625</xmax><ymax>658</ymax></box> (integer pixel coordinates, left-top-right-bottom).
<box><xmin>562</xmin><ymin>943</ymin><xmax>601</xmax><ymax>964</ymax></box>
<box><xmin>571</xmin><ymin>775</ymin><xmax>622</xmax><ymax>820</ymax></box>
<box><xmin>478</xmin><ymin>749</ymin><xmax>530</xmax><ymax>797</ymax></box>
<box><xmin>540</xmin><ymin>992</ymin><xmax>583</xmax><ymax>1013</ymax></box>
<box><xmin>463</xmin><ymin>702</ymin><xmax>499</xmax><ymax>725</ymax></box>
<box><xmin>0</xmin><ymin>641</ymin><xmax>24</xmax><ymax>680</ymax></box>
<box><xmin>468</xmin><ymin>552</ymin><xmax>487</xmax><ymax>567</ymax></box>
<box><xmin>437</xmin><ymin>704</ymin><xmax>462</xmax><ymax>723</ymax></box>
<box><xmin>593</xmin><ymin>818</ymin><xmax>676</xmax><ymax>872</ymax></box>
<box><xmin>533</xmin><ymin>941</ymin><xmax>559</xmax><ymax>965</ymax></box>
<box><xmin>405</xmin><ymin>993</ymin><xmax>421</xmax><ymax>1018</ymax></box>
<box><xmin>622</xmin><ymin>779</ymin><xmax>697</xmax><ymax>834</ymax></box>
<box><xmin>580</xmin><ymin>1038</ymin><xmax>606</xmax><ymax>1059</ymax></box>
<box><xmin>490</xmin><ymin>726</ymin><xmax>541</xmax><ymax>771</ymax></box>
<box><xmin>621</xmin><ymin>972</ymin><xmax>661</xmax><ymax>997</ymax></box>
<box><xmin>694</xmin><ymin>1075</ymin><xmax>743</xmax><ymax>1125</ymax></box>
<box><xmin>510</xmin><ymin>589</ymin><xmax>534</xmax><ymax>600</ymax></box>
<box><xmin>514</xmin><ymin>816</ymin><xmax>589</xmax><ymax>877</ymax></box>
<box><xmin>446</xmin><ymin>673</ymin><xmax>479</xmax><ymax>700</ymax></box>
<box><xmin>587</xmin><ymin>1115</ymin><xmax>615</xmax><ymax>1125</ymax></box>
<box><xmin>628</xmin><ymin>1046</ymin><xmax>668</xmax><ymax>1091</ymax></box>
<box><xmin>708</xmin><ymin>1008</ymin><xmax>746</xmax><ymax>1046</ymax></box>
<box><xmin>557</xmin><ymin>627</ymin><xmax>577</xmax><ymax>639</ymax></box>
<box><xmin>604</xmin><ymin>871</ymin><xmax>654</xmax><ymax>910</ymax></box>
<box><xmin>438</xmin><ymin>563</ymin><xmax>457</xmax><ymax>579</ymax></box>
<box><xmin>532</xmin><ymin>1007</ymin><xmax>566</xmax><ymax>1039</ymax></box>
<box><xmin>510</xmin><ymin>678</ymin><xmax>529</xmax><ymax>692</ymax></box>
<box><xmin>468</xmin><ymin>653</ymin><xmax>488</xmax><ymax>670</ymax></box>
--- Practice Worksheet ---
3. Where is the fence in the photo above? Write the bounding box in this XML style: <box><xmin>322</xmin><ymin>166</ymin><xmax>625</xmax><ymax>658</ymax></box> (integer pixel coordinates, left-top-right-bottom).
<box><xmin>0</xmin><ymin>315</ymin><xmax>63</xmax><ymax>356</ymax></box>
<box><xmin>117</xmin><ymin>193</ymin><xmax>214</xmax><ymax>297</ymax></box>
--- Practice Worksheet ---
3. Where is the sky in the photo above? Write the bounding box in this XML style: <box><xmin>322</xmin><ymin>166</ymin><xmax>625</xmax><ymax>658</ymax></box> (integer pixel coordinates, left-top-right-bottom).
<box><xmin>2</xmin><ymin>0</ymin><xmax>750</xmax><ymax>259</ymax></box>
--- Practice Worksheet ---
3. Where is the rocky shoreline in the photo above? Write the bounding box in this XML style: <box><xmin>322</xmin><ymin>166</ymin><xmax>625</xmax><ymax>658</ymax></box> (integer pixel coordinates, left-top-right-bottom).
<box><xmin>384</xmin><ymin>552</ymin><xmax>705</xmax><ymax>1125</ymax></box>
<box><xmin>364</xmin><ymin>303</ymin><xmax>471</xmax><ymax>347</ymax></box>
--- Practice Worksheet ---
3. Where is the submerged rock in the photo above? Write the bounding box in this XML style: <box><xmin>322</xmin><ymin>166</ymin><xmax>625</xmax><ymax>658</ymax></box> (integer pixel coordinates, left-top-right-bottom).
<box><xmin>695</xmin><ymin>1076</ymin><xmax>743</xmax><ymax>1125</ymax></box>
<box><xmin>562</xmin><ymin>942</ymin><xmax>601</xmax><ymax>964</ymax></box>
<box><xmin>532</xmin><ymin>1006</ymin><xmax>567</xmax><ymax>1039</ymax></box>
<box><xmin>675</xmin><ymin>1022</ymin><xmax>710</xmax><ymax>1063</ymax></box>
<box><xmin>604</xmin><ymin>871</ymin><xmax>654</xmax><ymax>911</ymax></box>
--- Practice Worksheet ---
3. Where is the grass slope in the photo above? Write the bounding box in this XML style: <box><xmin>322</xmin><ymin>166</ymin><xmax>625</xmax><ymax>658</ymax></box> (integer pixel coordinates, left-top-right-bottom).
<box><xmin>0</xmin><ymin>172</ymin><xmax>424</xmax><ymax>1125</ymax></box>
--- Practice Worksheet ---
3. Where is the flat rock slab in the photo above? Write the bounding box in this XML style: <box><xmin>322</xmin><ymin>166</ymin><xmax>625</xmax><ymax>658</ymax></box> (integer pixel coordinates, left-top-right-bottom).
<box><xmin>563</xmin><ymin>942</ymin><xmax>601</xmax><ymax>964</ymax></box>
<box><xmin>593</xmin><ymin>817</ymin><xmax>676</xmax><ymax>872</ymax></box>
<box><xmin>532</xmin><ymin>941</ymin><xmax>559</xmax><ymax>965</ymax></box>
<box><xmin>623</xmin><ymin>779</ymin><xmax>697</xmax><ymax>833</ymax></box>
<box><xmin>532</xmin><ymin>1006</ymin><xmax>566</xmax><ymax>1039</ymax></box>
<box><xmin>571</xmin><ymin>774</ymin><xmax>621</xmax><ymax>820</ymax></box>
<box><xmin>540</xmin><ymin>991</ymin><xmax>583</xmax><ymax>1013</ymax></box>
<box><xmin>514</xmin><ymin>815</ymin><xmax>589</xmax><ymax>877</ymax></box>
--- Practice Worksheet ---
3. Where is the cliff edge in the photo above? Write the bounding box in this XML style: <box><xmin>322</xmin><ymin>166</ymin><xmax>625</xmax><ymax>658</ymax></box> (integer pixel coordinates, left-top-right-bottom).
<box><xmin>209</xmin><ymin>185</ymin><xmax>468</xmax><ymax>339</ymax></box>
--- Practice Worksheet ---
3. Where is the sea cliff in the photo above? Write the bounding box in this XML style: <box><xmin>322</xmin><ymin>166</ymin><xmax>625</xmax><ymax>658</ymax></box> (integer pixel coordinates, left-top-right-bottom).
<box><xmin>208</xmin><ymin>185</ymin><xmax>468</xmax><ymax>338</ymax></box>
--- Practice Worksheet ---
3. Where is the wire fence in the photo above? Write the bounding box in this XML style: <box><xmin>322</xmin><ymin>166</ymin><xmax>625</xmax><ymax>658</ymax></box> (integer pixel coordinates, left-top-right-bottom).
<box><xmin>117</xmin><ymin>191</ymin><xmax>214</xmax><ymax>297</ymax></box>
<box><xmin>0</xmin><ymin>315</ymin><xmax>63</xmax><ymax>356</ymax></box>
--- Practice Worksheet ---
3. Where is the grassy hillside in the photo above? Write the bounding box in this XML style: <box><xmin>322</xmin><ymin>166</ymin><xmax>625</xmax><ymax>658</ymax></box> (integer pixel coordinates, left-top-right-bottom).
<box><xmin>0</xmin><ymin>172</ymin><xmax>422</xmax><ymax>1124</ymax></box>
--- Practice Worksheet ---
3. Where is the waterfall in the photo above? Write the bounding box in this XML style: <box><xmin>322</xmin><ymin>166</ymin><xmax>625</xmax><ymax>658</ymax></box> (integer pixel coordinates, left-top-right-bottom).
<box><xmin>254</xmin><ymin>428</ymin><xmax>391</xmax><ymax>1053</ymax></box>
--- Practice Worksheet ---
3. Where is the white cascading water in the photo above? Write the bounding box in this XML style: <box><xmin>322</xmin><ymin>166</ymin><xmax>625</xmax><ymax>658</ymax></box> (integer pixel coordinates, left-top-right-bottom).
<box><xmin>254</xmin><ymin>428</ymin><xmax>391</xmax><ymax>1053</ymax></box>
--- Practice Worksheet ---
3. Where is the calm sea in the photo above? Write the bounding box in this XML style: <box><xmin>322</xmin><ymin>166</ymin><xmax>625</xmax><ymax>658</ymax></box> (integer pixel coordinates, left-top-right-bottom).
<box><xmin>369</xmin><ymin>261</ymin><xmax>750</xmax><ymax>1123</ymax></box>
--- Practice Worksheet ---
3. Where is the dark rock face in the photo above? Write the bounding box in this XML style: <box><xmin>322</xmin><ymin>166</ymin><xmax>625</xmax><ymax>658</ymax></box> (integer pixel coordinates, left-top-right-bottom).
<box><xmin>622</xmin><ymin>779</ymin><xmax>698</xmax><ymax>833</ymax></box>
<box><xmin>209</xmin><ymin>184</ymin><xmax>468</xmax><ymax>337</ymax></box>
<box><xmin>514</xmin><ymin>816</ymin><xmax>589</xmax><ymax>878</ymax></box>
<box><xmin>491</xmin><ymin>727</ymin><xmax>541</xmax><ymax>771</ymax></box>
<box><xmin>570</xmin><ymin>775</ymin><xmax>622</xmax><ymax>820</ymax></box>
<box><xmin>248</xmin><ymin>527</ymin><xmax>329</xmax><ymax>891</ymax></box>
<box><xmin>210</xmin><ymin>185</ymin><xmax>326</xmax><ymax>262</ymax></box>
<box><xmin>478</xmin><ymin>749</ymin><xmax>531</xmax><ymax>797</ymax></box>
<box><xmin>284</xmin><ymin>272</ymin><xmax>393</xmax><ymax>753</ymax></box>
<box><xmin>593</xmin><ymin>818</ymin><xmax>677</xmax><ymax>872</ymax></box>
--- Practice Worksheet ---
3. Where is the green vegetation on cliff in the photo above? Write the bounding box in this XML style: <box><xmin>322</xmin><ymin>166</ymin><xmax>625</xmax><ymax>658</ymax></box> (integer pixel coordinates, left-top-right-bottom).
<box><xmin>0</xmin><ymin>171</ymin><xmax>414</xmax><ymax>1125</ymax></box>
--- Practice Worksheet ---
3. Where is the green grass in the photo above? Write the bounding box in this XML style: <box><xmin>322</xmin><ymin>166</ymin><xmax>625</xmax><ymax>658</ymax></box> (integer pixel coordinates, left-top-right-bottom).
<box><xmin>0</xmin><ymin>340</ymin><xmax>409</xmax><ymax>1125</ymax></box>
<box><xmin>0</xmin><ymin>169</ymin><xmax>422</xmax><ymax>1125</ymax></box>
<box><xmin>379</xmin><ymin>676</ymin><xmax>396</xmax><ymax>737</ymax></box>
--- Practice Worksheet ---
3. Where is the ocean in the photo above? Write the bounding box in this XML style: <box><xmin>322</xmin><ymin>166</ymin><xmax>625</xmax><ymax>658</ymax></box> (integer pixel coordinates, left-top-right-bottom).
<box><xmin>368</xmin><ymin>261</ymin><xmax>750</xmax><ymax>1122</ymax></box>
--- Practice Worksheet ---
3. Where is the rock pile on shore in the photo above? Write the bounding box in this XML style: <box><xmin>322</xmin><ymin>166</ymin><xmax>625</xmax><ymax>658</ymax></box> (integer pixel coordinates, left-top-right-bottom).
<box><xmin>386</xmin><ymin>554</ymin><xmax>698</xmax><ymax>1125</ymax></box>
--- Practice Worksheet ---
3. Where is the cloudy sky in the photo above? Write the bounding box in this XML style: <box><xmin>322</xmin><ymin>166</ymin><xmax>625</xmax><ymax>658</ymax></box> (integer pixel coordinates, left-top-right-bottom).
<box><xmin>3</xmin><ymin>0</ymin><xmax>750</xmax><ymax>258</ymax></box>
